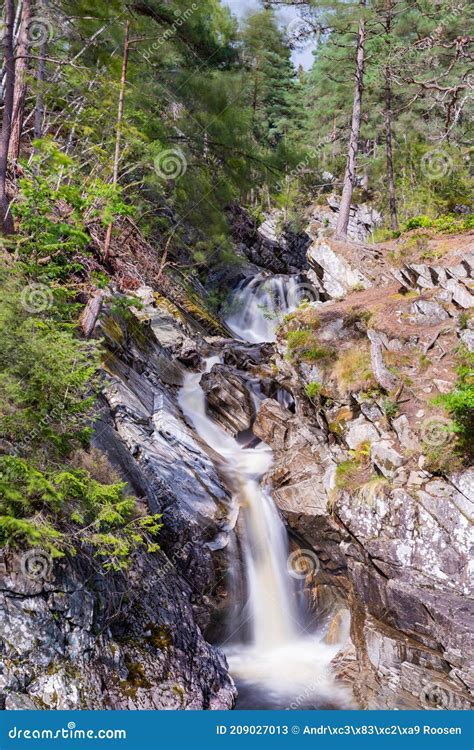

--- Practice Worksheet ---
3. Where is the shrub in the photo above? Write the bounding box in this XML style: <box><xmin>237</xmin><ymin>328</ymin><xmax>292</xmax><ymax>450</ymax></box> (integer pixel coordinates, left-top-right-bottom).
<box><xmin>0</xmin><ymin>275</ymin><xmax>100</xmax><ymax>460</ymax></box>
<box><xmin>0</xmin><ymin>456</ymin><xmax>162</xmax><ymax>569</ymax></box>
<box><xmin>305</xmin><ymin>381</ymin><xmax>322</xmax><ymax>399</ymax></box>
<box><xmin>433</xmin><ymin>348</ymin><xmax>474</xmax><ymax>458</ymax></box>
<box><xmin>286</xmin><ymin>329</ymin><xmax>334</xmax><ymax>364</ymax></box>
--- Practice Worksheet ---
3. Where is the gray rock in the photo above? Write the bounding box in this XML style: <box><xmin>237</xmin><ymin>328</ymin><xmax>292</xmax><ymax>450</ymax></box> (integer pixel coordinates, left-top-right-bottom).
<box><xmin>307</xmin><ymin>241</ymin><xmax>370</xmax><ymax>300</ymax></box>
<box><xmin>392</xmin><ymin>415</ymin><xmax>418</xmax><ymax>451</ymax></box>
<box><xmin>460</xmin><ymin>328</ymin><xmax>474</xmax><ymax>351</ymax></box>
<box><xmin>345</xmin><ymin>417</ymin><xmax>380</xmax><ymax>450</ymax></box>
<box><xmin>370</xmin><ymin>440</ymin><xmax>405</xmax><ymax>477</ymax></box>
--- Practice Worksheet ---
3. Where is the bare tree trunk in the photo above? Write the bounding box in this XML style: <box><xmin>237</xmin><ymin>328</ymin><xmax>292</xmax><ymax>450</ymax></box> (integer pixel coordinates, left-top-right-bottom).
<box><xmin>103</xmin><ymin>20</ymin><xmax>130</xmax><ymax>259</ymax></box>
<box><xmin>0</xmin><ymin>0</ymin><xmax>16</xmax><ymax>234</ymax></box>
<box><xmin>9</xmin><ymin>0</ymin><xmax>31</xmax><ymax>160</ymax></box>
<box><xmin>383</xmin><ymin>0</ymin><xmax>399</xmax><ymax>232</ymax></box>
<box><xmin>335</xmin><ymin>12</ymin><xmax>366</xmax><ymax>240</ymax></box>
<box><xmin>384</xmin><ymin>71</ymin><xmax>399</xmax><ymax>231</ymax></box>
<box><xmin>33</xmin><ymin>37</ymin><xmax>48</xmax><ymax>140</ymax></box>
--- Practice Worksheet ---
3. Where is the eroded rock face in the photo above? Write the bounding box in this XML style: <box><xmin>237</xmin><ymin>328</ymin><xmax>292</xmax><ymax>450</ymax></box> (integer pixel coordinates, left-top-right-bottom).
<box><xmin>227</xmin><ymin>205</ymin><xmax>311</xmax><ymax>274</ymax></box>
<box><xmin>307</xmin><ymin>196</ymin><xmax>383</xmax><ymax>244</ymax></box>
<box><xmin>0</xmin><ymin>296</ymin><xmax>237</xmax><ymax>711</ymax></box>
<box><xmin>261</xmin><ymin>248</ymin><xmax>474</xmax><ymax>710</ymax></box>
<box><xmin>307</xmin><ymin>241</ymin><xmax>371</xmax><ymax>299</ymax></box>
<box><xmin>0</xmin><ymin>550</ymin><xmax>236</xmax><ymax>710</ymax></box>
<box><xmin>201</xmin><ymin>365</ymin><xmax>255</xmax><ymax>436</ymax></box>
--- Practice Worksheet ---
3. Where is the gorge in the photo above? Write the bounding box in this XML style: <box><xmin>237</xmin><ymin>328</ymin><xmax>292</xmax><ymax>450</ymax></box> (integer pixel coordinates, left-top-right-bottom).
<box><xmin>1</xmin><ymin>209</ymin><xmax>472</xmax><ymax>712</ymax></box>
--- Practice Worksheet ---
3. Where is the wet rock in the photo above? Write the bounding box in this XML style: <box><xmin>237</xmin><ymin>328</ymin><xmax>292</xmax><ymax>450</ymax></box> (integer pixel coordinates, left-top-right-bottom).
<box><xmin>201</xmin><ymin>365</ymin><xmax>255</xmax><ymax>435</ymax></box>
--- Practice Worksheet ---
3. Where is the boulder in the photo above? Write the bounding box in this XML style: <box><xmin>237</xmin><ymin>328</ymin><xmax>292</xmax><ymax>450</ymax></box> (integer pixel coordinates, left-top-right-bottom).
<box><xmin>307</xmin><ymin>241</ymin><xmax>370</xmax><ymax>300</ymax></box>
<box><xmin>200</xmin><ymin>365</ymin><xmax>255</xmax><ymax>435</ymax></box>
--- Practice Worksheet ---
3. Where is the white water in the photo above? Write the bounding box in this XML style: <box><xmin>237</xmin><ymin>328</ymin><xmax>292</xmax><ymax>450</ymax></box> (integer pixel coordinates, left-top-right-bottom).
<box><xmin>177</xmin><ymin>276</ymin><xmax>349</xmax><ymax>708</ymax></box>
<box><xmin>225</xmin><ymin>274</ymin><xmax>304</xmax><ymax>343</ymax></box>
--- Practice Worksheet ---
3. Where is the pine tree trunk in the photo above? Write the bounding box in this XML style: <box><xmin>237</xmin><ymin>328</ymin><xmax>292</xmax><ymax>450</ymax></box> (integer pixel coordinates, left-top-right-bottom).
<box><xmin>33</xmin><ymin>38</ymin><xmax>48</xmax><ymax>140</ymax></box>
<box><xmin>9</xmin><ymin>0</ymin><xmax>31</xmax><ymax>161</ymax></box>
<box><xmin>383</xmin><ymin>0</ymin><xmax>399</xmax><ymax>232</ymax></box>
<box><xmin>0</xmin><ymin>0</ymin><xmax>16</xmax><ymax>234</ymax></box>
<box><xmin>103</xmin><ymin>20</ymin><xmax>130</xmax><ymax>259</ymax></box>
<box><xmin>384</xmin><ymin>70</ymin><xmax>398</xmax><ymax>231</ymax></box>
<box><xmin>335</xmin><ymin>14</ymin><xmax>366</xmax><ymax>240</ymax></box>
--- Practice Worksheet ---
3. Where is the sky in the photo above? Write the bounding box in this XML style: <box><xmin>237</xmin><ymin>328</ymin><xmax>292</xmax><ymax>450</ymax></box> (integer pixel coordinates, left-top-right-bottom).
<box><xmin>222</xmin><ymin>0</ymin><xmax>316</xmax><ymax>70</ymax></box>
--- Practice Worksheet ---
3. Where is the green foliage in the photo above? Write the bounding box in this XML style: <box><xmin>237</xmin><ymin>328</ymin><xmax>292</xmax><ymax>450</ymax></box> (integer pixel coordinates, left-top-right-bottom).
<box><xmin>13</xmin><ymin>140</ymin><xmax>132</xmax><ymax>280</ymax></box>
<box><xmin>0</xmin><ymin>456</ymin><xmax>162</xmax><ymax>569</ymax></box>
<box><xmin>0</xmin><ymin>274</ymin><xmax>100</xmax><ymax>460</ymax></box>
<box><xmin>286</xmin><ymin>329</ymin><xmax>335</xmax><ymax>364</ymax></box>
<box><xmin>305</xmin><ymin>381</ymin><xmax>322</xmax><ymax>399</ymax></box>
<box><xmin>434</xmin><ymin>348</ymin><xmax>474</xmax><ymax>456</ymax></box>
<box><xmin>382</xmin><ymin>398</ymin><xmax>401</xmax><ymax>420</ymax></box>
<box><xmin>335</xmin><ymin>442</ymin><xmax>372</xmax><ymax>490</ymax></box>
<box><xmin>404</xmin><ymin>214</ymin><xmax>474</xmax><ymax>233</ymax></box>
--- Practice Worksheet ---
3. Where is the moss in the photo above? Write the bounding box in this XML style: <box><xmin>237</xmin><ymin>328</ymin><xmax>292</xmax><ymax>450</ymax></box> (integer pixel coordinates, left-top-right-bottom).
<box><xmin>172</xmin><ymin>684</ymin><xmax>186</xmax><ymax>706</ymax></box>
<box><xmin>101</xmin><ymin>315</ymin><xmax>126</xmax><ymax>347</ymax></box>
<box><xmin>124</xmin><ymin>657</ymin><xmax>152</xmax><ymax>689</ymax></box>
<box><xmin>147</xmin><ymin>624</ymin><xmax>173</xmax><ymax>651</ymax></box>
<box><xmin>335</xmin><ymin>442</ymin><xmax>371</xmax><ymax>490</ymax></box>
<box><xmin>305</xmin><ymin>381</ymin><xmax>322</xmax><ymax>399</ymax></box>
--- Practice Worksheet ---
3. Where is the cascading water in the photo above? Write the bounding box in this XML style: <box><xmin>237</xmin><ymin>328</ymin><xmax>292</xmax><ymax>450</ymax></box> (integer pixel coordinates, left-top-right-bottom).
<box><xmin>178</xmin><ymin>276</ymin><xmax>350</xmax><ymax>709</ymax></box>
<box><xmin>225</xmin><ymin>274</ymin><xmax>312</xmax><ymax>343</ymax></box>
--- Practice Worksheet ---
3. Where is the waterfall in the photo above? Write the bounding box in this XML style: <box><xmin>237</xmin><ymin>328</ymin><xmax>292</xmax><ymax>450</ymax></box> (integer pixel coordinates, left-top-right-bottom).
<box><xmin>178</xmin><ymin>358</ymin><xmax>295</xmax><ymax>649</ymax></box>
<box><xmin>225</xmin><ymin>274</ymin><xmax>311</xmax><ymax>343</ymax></box>
<box><xmin>178</xmin><ymin>276</ymin><xmax>350</xmax><ymax>708</ymax></box>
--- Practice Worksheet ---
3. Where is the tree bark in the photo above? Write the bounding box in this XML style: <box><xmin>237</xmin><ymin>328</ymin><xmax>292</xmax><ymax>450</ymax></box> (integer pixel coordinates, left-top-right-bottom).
<box><xmin>383</xmin><ymin>0</ymin><xmax>399</xmax><ymax>232</ymax></box>
<box><xmin>103</xmin><ymin>20</ymin><xmax>130</xmax><ymax>259</ymax></box>
<box><xmin>9</xmin><ymin>0</ymin><xmax>31</xmax><ymax>161</ymax></box>
<box><xmin>335</xmin><ymin>12</ymin><xmax>366</xmax><ymax>240</ymax></box>
<box><xmin>0</xmin><ymin>0</ymin><xmax>16</xmax><ymax>234</ymax></box>
<box><xmin>33</xmin><ymin>37</ymin><xmax>48</xmax><ymax>140</ymax></box>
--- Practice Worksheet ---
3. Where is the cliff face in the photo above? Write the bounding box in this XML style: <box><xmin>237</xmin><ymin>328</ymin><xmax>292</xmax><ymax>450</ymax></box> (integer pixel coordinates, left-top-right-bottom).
<box><xmin>0</xmin><ymin>293</ymin><xmax>237</xmax><ymax>711</ymax></box>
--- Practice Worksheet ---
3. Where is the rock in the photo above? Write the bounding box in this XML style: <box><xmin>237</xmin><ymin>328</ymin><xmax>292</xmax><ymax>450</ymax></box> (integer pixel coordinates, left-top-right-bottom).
<box><xmin>446</xmin><ymin>279</ymin><xmax>474</xmax><ymax>309</ymax></box>
<box><xmin>253</xmin><ymin>398</ymin><xmax>291</xmax><ymax>447</ymax></box>
<box><xmin>409</xmin><ymin>299</ymin><xmax>450</xmax><ymax>325</ymax></box>
<box><xmin>392</xmin><ymin>415</ymin><xmax>418</xmax><ymax>451</ymax></box>
<box><xmin>200</xmin><ymin>365</ymin><xmax>255</xmax><ymax>435</ymax></box>
<box><xmin>227</xmin><ymin>205</ymin><xmax>311</xmax><ymax>274</ymax></box>
<box><xmin>5</xmin><ymin>693</ymin><xmax>38</xmax><ymax>710</ymax></box>
<box><xmin>370</xmin><ymin>440</ymin><xmax>405</xmax><ymax>477</ymax></box>
<box><xmin>345</xmin><ymin>417</ymin><xmax>380</xmax><ymax>450</ymax></box>
<box><xmin>308</xmin><ymin>196</ymin><xmax>382</xmax><ymax>243</ymax></box>
<box><xmin>307</xmin><ymin>241</ymin><xmax>370</xmax><ymax>299</ymax></box>
<box><xmin>367</xmin><ymin>330</ymin><xmax>399</xmax><ymax>392</ymax></box>
<box><xmin>28</xmin><ymin>669</ymin><xmax>82</xmax><ymax>710</ymax></box>
<box><xmin>460</xmin><ymin>328</ymin><xmax>474</xmax><ymax>351</ymax></box>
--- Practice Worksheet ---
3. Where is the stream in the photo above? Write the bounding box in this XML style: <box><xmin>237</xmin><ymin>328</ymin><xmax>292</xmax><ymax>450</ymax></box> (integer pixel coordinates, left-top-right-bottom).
<box><xmin>178</xmin><ymin>275</ymin><xmax>351</xmax><ymax>709</ymax></box>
